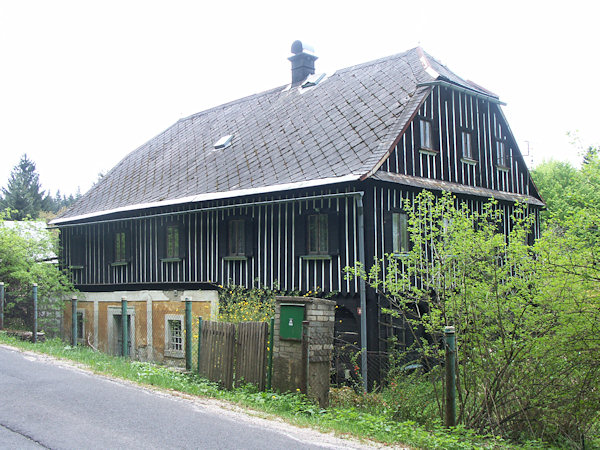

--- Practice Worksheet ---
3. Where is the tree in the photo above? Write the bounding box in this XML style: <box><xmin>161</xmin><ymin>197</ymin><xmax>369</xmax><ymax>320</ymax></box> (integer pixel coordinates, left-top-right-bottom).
<box><xmin>0</xmin><ymin>213</ymin><xmax>74</xmax><ymax>335</ymax></box>
<box><xmin>0</xmin><ymin>154</ymin><xmax>48</xmax><ymax>220</ymax></box>
<box><xmin>532</xmin><ymin>143</ymin><xmax>600</xmax><ymax>225</ymax></box>
<box><xmin>347</xmin><ymin>191</ymin><xmax>600</xmax><ymax>445</ymax></box>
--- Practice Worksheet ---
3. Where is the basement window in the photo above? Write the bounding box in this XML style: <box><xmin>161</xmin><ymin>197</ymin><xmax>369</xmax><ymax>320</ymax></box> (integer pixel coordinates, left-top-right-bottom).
<box><xmin>164</xmin><ymin>314</ymin><xmax>184</xmax><ymax>358</ymax></box>
<box><xmin>213</xmin><ymin>135</ymin><xmax>233</xmax><ymax>150</ymax></box>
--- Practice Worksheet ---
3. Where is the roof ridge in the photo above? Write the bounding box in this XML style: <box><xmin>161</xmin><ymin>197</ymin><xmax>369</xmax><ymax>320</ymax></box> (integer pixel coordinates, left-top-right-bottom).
<box><xmin>179</xmin><ymin>84</ymin><xmax>286</xmax><ymax>123</ymax></box>
<box><xmin>333</xmin><ymin>47</ymin><xmax>419</xmax><ymax>75</ymax></box>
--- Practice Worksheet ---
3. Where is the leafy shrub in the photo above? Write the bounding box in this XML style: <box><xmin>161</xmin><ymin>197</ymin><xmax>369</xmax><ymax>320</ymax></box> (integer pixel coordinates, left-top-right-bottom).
<box><xmin>217</xmin><ymin>283</ymin><xmax>277</xmax><ymax>322</ymax></box>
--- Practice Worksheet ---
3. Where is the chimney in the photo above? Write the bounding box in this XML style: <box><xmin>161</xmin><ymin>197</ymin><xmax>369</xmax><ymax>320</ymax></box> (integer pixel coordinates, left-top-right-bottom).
<box><xmin>288</xmin><ymin>40</ymin><xmax>318</xmax><ymax>86</ymax></box>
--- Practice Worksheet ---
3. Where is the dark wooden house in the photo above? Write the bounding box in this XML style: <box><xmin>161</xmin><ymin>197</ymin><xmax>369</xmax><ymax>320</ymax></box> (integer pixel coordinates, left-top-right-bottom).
<box><xmin>51</xmin><ymin>42</ymin><xmax>544</xmax><ymax>372</ymax></box>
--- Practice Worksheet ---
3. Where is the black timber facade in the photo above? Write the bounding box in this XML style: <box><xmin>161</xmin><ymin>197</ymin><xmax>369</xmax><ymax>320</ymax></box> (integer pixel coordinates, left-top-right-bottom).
<box><xmin>52</xmin><ymin>47</ymin><xmax>544</xmax><ymax>379</ymax></box>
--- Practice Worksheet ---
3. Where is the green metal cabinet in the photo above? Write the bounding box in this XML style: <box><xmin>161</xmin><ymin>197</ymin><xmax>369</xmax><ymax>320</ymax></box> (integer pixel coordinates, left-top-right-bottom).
<box><xmin>279</xmin><ymin>303</ymin><xmax>305</xmax><ymax>340</ymax></box>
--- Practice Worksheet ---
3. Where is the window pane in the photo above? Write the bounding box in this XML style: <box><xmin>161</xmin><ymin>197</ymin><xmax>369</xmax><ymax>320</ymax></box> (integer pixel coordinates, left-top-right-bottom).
<box><xmin>393</xmin><ymin>213</ymin><xmax>408</xmax><ymax>253</ymax></box>
<box><xmin>496</xmin><ymin>141</ymin><xmax>506</xmax><ymax>166</ymax></box>
<box><xmin>462</xmin><ymin>132</ymin><xmax>472</xmax><ymax>159</ymax></box>
<box><xmin>318</xmin><ymin>215</ymin><xmax>328</xmax><ymax>253</ymax></box>
<box><xmin>307</xmin><ymin>214</ymin><xmax>328</xmax><ymax>254</ymax></box>
<box><xmin>420</xmin><ymin>120</ymin><xmax>433</xmax><ymax>150</ymax></box>
<box><xmin>168</xmin><ymin>319</ymin><xmax>183</xmax><ymax>351</ymax></box>
<box><xmin>228</xmin><ymin>220</ymin><xmax>245</xmax><ymax>255</ymax></box>
<box><xmin>115</xmin><ymin>231</ymin><xmax>126</xmax><ymax>261</ymax></box>
<box><xmin>167</xmin><ymin>225</ymin><xmax>179</xmax><ymax>258</ymax></box>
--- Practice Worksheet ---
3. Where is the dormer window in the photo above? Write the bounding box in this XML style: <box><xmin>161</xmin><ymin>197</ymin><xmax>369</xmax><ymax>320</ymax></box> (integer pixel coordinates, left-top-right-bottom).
<box><xmin>419</xmin><ymin>119</ymin><xmax>434</xmax><ymax>151</ymax></box>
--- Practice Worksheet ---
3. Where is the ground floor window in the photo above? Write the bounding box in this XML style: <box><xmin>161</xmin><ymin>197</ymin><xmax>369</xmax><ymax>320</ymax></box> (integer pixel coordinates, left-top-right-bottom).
<box><xmin>164</xmin><ymin>314</ymin><xmax>184</xmax><ymax>358</ymax></box>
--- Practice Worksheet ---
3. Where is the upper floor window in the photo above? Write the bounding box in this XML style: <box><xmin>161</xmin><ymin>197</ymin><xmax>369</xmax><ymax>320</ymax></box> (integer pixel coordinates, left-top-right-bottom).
<box><xmin>228</xmin><ymin>219</ymin><xmax>245</xmax><ymax>256</ymax></box>
<box><xmin>392</xmin><ymin>213</ymin><xmax>409</xmax><ymax>254</ymax></box>
<box><xmin>307</xmin><ymin>214</ymin><xmax>328</xmax><ymax>254</ymax></box>
<box><xmin>461</xmin><ymin>131</ymin><xmax>473</xmax><ymax>160</ymax></box>
<box><xmin>114</xmin><ymin>231</ymin><xmax>127</xmax><ymax>262</ymax></box>
<box><xmin>496</xmin><ymin>141</ymin><xmax>508</xmax><ymax>167</ymax></box>
<box><xmin>419</xmin><ymin>119</ymin><xmax>434</xmax><ymax>151</ymax></box>
<box><xmin>166</xmin><ymin>224</ymin><xmax>180</xmax><ymax>259</ymax></box>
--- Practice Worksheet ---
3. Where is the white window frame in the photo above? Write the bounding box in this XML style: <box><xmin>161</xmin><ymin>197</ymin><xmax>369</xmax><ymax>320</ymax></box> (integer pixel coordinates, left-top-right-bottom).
<box><xmin>164</xmin><ymin>314</ymin><xmax>184</xmax><ymax>358</ymax></box>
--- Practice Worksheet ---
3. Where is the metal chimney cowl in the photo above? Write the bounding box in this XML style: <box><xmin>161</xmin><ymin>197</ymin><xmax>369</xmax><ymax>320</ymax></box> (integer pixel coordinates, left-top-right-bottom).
<box><xmin>288</xmin><ymin>40</ymin><xmax>318</xmax><ymax>86</ymax></box>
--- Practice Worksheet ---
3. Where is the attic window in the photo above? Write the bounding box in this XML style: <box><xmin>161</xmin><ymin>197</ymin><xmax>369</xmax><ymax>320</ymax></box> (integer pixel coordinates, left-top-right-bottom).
<box><xmin>213</xmin><ymin>135</ymin><xmax>233</xmax><ymax>150</ymax></box>
<box><xmin>301</xmin><ymin>73</ymin><xmax>325</xmax><ymax>88</ymax></box>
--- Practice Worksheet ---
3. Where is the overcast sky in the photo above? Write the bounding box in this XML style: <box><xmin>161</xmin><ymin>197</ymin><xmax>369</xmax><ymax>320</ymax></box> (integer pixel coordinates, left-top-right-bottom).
<box><xmin>1</xmin><ymin>1</ymin><xmax>598</xmax><ymax>197</ymax></box>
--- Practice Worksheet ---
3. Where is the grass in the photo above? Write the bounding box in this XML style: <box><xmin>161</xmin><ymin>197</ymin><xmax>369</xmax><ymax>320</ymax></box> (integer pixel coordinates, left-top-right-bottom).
<box><xmin>0</xmin><ymin>332</ymin><xmax>549</xmax><ymax>449</ymax></box>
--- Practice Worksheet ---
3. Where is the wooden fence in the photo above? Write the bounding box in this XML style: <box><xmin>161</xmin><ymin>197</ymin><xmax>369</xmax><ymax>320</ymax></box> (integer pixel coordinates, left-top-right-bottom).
<box><xmin>198</xmin><ymin>321</ymin><xmax>269</xmax><ymax>390</ymax></box>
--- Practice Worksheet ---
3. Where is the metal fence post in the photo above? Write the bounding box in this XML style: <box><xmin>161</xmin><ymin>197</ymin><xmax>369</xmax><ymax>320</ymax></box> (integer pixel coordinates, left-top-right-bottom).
<box><xmin>32</xmin><ymin>283</ymin><xmax>38</xmax><ymax>344</ymax></box>
<box><xmin>121</xmin><ymin>296</ymin><xmax>128</xmax><ymax>357</ymax></box>
<box><xmin>197</xmin><ymin>317</ymin><xmax>203</xmax><ymax>373</ymax></box>
<box><xmin>266</xmin><ymin>317</ymin><xmax>274</xmax><ymax>390</ymax></box>
<box><xmin>71</xmin><ymin>296</ymin><xmax>78</xmax><ymax>347</ymax></box>
<box><xmin>301</xmin><ymin>320</ymin><xmax>310</xmax><ymax>395</ymax></box>
<box><xmin>444</xmin><ymin>326</ymin><xmax>457</xmax><ymax>427</ymax></box>
<box><xmin>0</xmin><ymin>282</ymin><xmax>4</xmax><ymax>330</ymax></box>
<box><xmin>185</xmin><ymin>298</ymin><xmax>192</xmax><ymax>371</ymax></box>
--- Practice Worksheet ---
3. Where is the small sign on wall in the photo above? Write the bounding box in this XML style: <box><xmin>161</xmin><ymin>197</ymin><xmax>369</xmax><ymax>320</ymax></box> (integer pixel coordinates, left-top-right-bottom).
<box><xmin>279</xmin><ymin>304</ymin><xmax>305</xmax><ymax>340</ymax></box>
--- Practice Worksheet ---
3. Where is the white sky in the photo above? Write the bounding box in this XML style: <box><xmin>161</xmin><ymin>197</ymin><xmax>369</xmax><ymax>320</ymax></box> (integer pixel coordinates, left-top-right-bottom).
<box><xmin>1</xmin><ymin>1</ymin><xmax>598</xmax><ymax>197</ymax></box>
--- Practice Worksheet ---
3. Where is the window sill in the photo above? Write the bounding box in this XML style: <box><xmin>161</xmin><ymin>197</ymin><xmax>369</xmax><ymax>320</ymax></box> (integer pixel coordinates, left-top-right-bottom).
<box><xmin>223</xmin><ymin>256</ymin><xmax>248</xmax><ymax>261</ymax></box>
<box><xmin>391</xmin><ymin>252</ymin><xmax>410</xmax><ymax>259</ymax></box>
<box><xmin>496</xmin><ymin>165</ymin><xmax>510</xmax><ymax>172</ymax></box>
<box><xmin>461</xmin><ymin>157</ymin><xmax>478</xmax><ymax>166</ymax></box>
<box><xmin>164</xmin><ymin>350</ymin><xmax>184</xmax><ymax>358</ymax></box>
<box><xmin>110</xmin><ymin>261</ymin><xmax>129</xmax><ymax>267</ymax></box>
<box><xmin>419</xmin><ymin>148</ymin><xmax>439</xmax><ymax>156</ymax></box>
<box><xmin>301</xmin><ymin>255</ymin><xmax>332</xmax><ymax>261</ymax></box>
<box><xmin>69</xmin><ymin>265</ymin><xmax>84</xmax><ymax>270</ymax></box>
<box><xmin>161</xmin><ymin>257</ymin><xmax>182</xmax><ymax>263</ymax></box>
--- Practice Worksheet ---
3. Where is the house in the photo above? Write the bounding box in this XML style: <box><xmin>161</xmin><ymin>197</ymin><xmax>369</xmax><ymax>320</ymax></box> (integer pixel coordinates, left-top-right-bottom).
<box><xmin>50</xmin><ymin>42</ymin><xmax>544</xmax><ymax>372</ymax></box>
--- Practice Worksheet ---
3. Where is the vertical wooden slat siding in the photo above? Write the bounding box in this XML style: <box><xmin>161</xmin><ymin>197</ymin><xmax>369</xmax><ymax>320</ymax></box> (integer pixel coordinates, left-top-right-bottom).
<box><xmin>65</xmin><ymin>189</ymin><xmax>361</xmax><ymax>293</ymax></box>
<box><xmin>381</xmin><ymin>86</ymin><xmax>528</xmax><ymax>197</ymax></box>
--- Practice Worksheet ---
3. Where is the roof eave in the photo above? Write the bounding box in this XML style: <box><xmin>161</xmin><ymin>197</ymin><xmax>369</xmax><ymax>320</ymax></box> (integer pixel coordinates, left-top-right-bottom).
<box><xmin>50</xmin><ymin>174</ymin><xmax>361</xmax><ymax>225</ymax></box>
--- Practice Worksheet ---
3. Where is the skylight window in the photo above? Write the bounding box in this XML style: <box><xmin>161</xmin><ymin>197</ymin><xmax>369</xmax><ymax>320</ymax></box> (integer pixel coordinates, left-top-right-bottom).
<box><xmin>301</xmin><ymin>73</ymin><xmax>326</xmax><ymax>88</ymax></box>
<box><xmin>213</xmin><ymin>134</ymin><xmax>233</xmax><ymax>150</ymax></box>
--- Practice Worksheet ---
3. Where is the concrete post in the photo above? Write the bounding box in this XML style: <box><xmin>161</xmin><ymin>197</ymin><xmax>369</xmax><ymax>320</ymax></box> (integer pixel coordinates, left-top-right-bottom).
<box><xmin>185</xmin><ymin>298</ymin><xmax>192</xmax><ymax>371</ymax></box>
<box><xmin>197</xmin><ymin>317</ymin><xmax>203</xmax><ymax>373</ymax></box>
<box><xmin>121</xmin><ymin>297</ymin><xmax>128</xmax><ymax>357</ymax></box>
<box><xmin>266</xmin><ymin>317</ymin><xmax>274</xmax><ymax>390</ymax></box>
<box><xmin>0</xmin><ymin>282</ymin><xmax>4</xmax><ymax>330</ymax></box>
<box><xmin>71</xmin><ymin>296</ymin><xmax>78</xmax><ymax>347</ymax></box>
<box><xmin>32</xmin><ymin>284</ymin><xmax>38</xmax><ymax>344</ymax></box>
<box><xmin>444</xmin><ymin>326</ymin><xmax>457</xmax><ymax>427</ymax></box>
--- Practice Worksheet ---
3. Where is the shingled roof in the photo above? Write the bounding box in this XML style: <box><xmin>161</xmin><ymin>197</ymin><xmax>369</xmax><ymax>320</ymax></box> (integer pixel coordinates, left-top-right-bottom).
<box><xmin>53</xmin><ymin>47</ymin><xmax>500</xmax><ymax>224</ymax></box>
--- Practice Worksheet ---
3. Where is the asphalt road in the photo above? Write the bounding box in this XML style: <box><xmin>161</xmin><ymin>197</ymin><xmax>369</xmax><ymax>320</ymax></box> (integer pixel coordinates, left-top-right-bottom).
<box><xmin>0</xmin><ymin>346</ymin><xmax>371</xmax><ymax>450</ymax></box>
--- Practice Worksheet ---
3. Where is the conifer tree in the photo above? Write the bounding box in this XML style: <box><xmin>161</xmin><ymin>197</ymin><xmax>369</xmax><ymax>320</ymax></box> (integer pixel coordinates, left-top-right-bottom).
<box><xmin>0</xmin><ymin>154</ymin><xmax>47</xmax><ymax>220</ymax></box>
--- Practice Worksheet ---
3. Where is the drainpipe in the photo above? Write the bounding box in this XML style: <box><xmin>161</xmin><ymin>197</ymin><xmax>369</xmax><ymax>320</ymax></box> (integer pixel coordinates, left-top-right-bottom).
<box><xmin>355</xmin><ymin>194</ymin><xmax>368</xmax><ymax>392</ymax></box>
